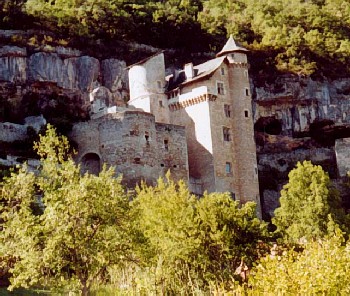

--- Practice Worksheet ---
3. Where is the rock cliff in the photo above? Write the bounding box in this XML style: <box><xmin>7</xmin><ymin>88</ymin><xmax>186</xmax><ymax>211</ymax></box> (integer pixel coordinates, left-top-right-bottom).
<box><xmin>0</xmin><ymin>43</ymin><xmax>128</xmax><ymax>127</ymax></box>
<box><xmin>252</xmin><ymin>75</ymin><xmax>350</xmax><ymax>217</ymax></box>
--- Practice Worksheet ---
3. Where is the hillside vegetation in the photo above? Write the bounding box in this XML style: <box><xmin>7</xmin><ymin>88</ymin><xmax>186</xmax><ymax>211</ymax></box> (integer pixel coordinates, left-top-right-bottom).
<box><xmin>0</xmin><ymin>0</ymin><xmax>349</xmax><ymax>76</ymax></box>
<box><xmin>1</xmin><ymin>127</ymin><xmax>350</xmax><ymax>295</ymax></box>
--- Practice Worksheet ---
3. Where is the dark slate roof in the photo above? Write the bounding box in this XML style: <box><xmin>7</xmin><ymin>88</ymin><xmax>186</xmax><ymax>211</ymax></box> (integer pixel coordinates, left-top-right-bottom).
<box><xmin>168</xmin><ymin>56</ymin><xmax>226</xmax><ymax>90</ymax></box>
<box><xmin>187</xmin><ymin>56</ymin><xmax>226</xmax><ymax>83</ymax></box>
<box><xmin>216</xmin><ymin>35</ymin><xmax>249</xmax><ymax>57</ymax></box>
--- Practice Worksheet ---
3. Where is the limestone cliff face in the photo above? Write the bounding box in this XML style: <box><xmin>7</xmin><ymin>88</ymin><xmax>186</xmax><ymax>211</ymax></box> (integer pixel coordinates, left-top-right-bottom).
<box><xmin>0</xmin><ymin>45</ymin><xmax>128</xmax><ymax>124</ymax></box>
<box><xmin>252</xmin><ymin>75</ymin><xmax>350</xmax><ymax>217</ymax></box>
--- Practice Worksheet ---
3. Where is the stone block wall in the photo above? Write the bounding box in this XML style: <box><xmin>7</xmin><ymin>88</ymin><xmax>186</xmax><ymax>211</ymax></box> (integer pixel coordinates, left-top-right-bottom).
<box><xmin>70</xmin><ymin>110</ymin><xmax>188</xmax><ymax>187</ymax></box>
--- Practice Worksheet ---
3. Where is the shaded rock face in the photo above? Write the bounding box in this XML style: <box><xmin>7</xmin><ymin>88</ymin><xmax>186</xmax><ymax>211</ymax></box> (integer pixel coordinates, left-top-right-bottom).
<box><xmin>0</xmin><ymin>45</ymin><xmax>128</xmax><ymax>125</ymax></box>
<box><xmin>252</xmin><ymin>75</ymin><xmax>350</xmax><ymax>216</ymax></box>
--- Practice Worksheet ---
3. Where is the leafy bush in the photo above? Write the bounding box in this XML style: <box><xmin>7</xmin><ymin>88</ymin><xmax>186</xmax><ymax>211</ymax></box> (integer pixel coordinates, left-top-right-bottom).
<box><xmin>249</xmin><ymin>231</ymin><xmax>350</xmax><ymax>295</ymax></box>
<box><xmin>132</xmin><ymin>175</ymin><xmax>269</xmax><ymax>293</ymax></box>
<box><xmin>273</xmin><ymin>160</ymin><xmax>349</xmax><ymax>243</ymax></box>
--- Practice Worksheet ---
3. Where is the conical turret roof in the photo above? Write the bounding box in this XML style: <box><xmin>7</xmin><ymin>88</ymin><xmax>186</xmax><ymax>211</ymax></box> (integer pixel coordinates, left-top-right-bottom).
<box><xmin>216</xmin><ymin>35</ymin><xmax>249</xmax><ymax>57</ymax></box>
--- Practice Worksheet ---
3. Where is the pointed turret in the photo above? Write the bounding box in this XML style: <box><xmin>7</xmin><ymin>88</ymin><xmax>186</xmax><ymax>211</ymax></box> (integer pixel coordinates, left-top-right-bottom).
<box><xmin>216</xmin><ymin>35</ymin><xmax>249</xmax><ymax>57</ymax></box>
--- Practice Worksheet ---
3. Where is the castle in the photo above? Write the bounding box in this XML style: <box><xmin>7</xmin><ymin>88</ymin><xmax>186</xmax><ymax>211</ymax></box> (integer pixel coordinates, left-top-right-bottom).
<box><xmin>70</xmin><ymin>36</ymin><xmax>261</xmax><ymax>215</ymax></box>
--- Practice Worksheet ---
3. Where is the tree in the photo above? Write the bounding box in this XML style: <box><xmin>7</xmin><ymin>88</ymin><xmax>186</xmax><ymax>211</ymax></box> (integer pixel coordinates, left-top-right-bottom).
<box><xmin>249</xmin><ymin>230</ymin><xmax>350</xmax><ymax>294</ymax></box>
<box><xmin>273</xmin><ymin>160</ymin><xmax>348</xmax><ymax>243</ymax></box>
<box><xmin>199</xmin><ymin>0</ymin><xmax>350</xmax><ymax>75</ymax></box>
<box><xmin>132</xmin><ymin>175</ymin><xmax>269</xmax><ymax>293</ymax></box>
<box><xmin>0</xmin><ymin>125</ymin><xmax>133</xmax><ymax>295</ymax></box>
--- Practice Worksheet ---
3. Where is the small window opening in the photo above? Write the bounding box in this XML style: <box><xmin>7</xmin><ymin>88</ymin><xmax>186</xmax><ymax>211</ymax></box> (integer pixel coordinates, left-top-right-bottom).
<box><xmin>225</xmin><ymin>162</ymin><xmax>232</xmax><ymax>173</ymax></box>
<box><xmin>164</xmin><ymin>139</ymin><xmax>169</xmax><ymax>151</ymax></box>
<box><xmin>223</xmin><ymin>127</ymin><xmax>231</xmax><ymax>141</ymax></box>
<box><xmin>244</xmin><ymin>70</ymin><xmax>248</xmax><ymax>78</ymax></box>
<box><xmin>157</xmin><ymin>81</ymin><xmax>162</xmax><ymax>89</ymax></box>
<box><xmin>159</xmin><ymin>100</ymin><xmax>163</xmax><ymax>107</ymax></box>
<box><xmin>221</xmin><ymin>67</ymin><xmax>225</xmax><ymax>75</ymax></box>
<box><xmin>245</xmin><ymin>88</ymin><xmax>249</xmax><ymax>96</ymax></box>
<box><xmin>134</xmin><ymin>157</ymin><xmax>141</xmax><ymax>164</ymax></box>
<box><xmin>230</xmin><ymin>192</ymin><xmax>236</xmax><ymax>200</ymax></box>
<box><xmin>255</xmin><ymin>167</ymin><xmax>258</xmax><ymax>175</ymax></box>
<box><xmin>217</xmin><ymin>82</ymin><xmax>225</xmax><ymax>95</ymax></box>
<box><xmin>160</xmin><ymin>163</ymin><xmax>165</xmax><ymax>167</ymax></box>
<box><xmin>173</xmin><ymin>165</ymin><xmax>177</xmax><ymax>168</ymax></box>
<box><xmin>224</xmin><ymin>104</ymin><xmax>231</xmax><ymax>118</ymax></box>
<box><xmin>231</xmin><ymin>53</ymin><xmax>235</xmax><ymax>59</ymax></box>
<box><xmin>145</xmin><ymin>132</ymin><xmax>150</xmax><ymax>146</ymax></box>
<box><xmin>244</xmin><ymin>110</ymin><xmax>249</xmax><ymax>118</ymax></box>
<box><xmin>101</xmin><ymin>144</ymin><xmax>104</xmax><ymax>148</ymax></box>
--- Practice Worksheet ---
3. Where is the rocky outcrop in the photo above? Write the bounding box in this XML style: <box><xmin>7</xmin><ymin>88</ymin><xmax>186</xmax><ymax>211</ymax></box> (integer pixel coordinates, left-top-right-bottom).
<box><xmin>0</xmin><ymin>115</ymin><xmax>46</xmax><ymax>143</ymax></box>
<box><xmin>252</xmin><ymin>75</ymin><xmax>350</xmax><ymax>217</ymax></box>
<box><xmin>0</xmin><ymin>45</ymin><xmax>128</xmax><ymax>124</ymax></box>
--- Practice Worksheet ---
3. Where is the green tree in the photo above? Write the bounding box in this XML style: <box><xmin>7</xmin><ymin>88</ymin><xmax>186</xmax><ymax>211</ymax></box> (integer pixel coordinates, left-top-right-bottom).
<box><xmin>132</xmin><ymin>175</ymin><xmax>269</xmax><ymax>293</ymax></box>
<box><xmin>273</xmin><ymin>160</ymin><xmax>348</xmax><ymax>243</ymax></box>
<box><xmin>249</xmin><ymin>230</ymin><xmax>350</xmax><ymax>294</ymax></box>
<box><xmin>0</xmin><ymin>125</ymin><xmax>132</xmax><ymax>295</ymax></box>
<box><xmin>199</xmin><ymin>0</ymin><xmax>350</xmax><ymax>75</ymax></box>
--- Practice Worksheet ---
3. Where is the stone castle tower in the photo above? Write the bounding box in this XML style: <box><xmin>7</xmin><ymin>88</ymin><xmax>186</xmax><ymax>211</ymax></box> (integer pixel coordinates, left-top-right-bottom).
<box><xmin>128</xmin><ymin>36</ymin><xmax>261</xmax><ymax>215</ymax></box>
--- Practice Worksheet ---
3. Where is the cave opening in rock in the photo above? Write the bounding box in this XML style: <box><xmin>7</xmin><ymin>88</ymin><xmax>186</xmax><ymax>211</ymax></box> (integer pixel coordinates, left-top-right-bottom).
<box><xmin>254</xmin><ymin>116</ymin><xmax>283</xmax><ymax>135</ymax></box>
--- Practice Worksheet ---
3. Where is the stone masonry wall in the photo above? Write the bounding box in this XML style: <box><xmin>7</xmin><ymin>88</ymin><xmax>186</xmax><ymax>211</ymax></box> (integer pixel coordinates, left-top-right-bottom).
<box><xmin>70</xmin><ymin>110</ymin><xmax>188</xmax><ymax>187</ymax></box>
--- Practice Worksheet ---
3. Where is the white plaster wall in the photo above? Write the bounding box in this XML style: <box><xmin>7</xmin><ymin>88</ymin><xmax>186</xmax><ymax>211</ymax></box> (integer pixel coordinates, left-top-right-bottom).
<box><xmin>129</xmin><ymin>65</ymin><xmax>148</xmax><ymax>100</ymax></box>
<box><xmin>128</xmin><ymin>53</ymin><xmax>165</xmax><ymax>100</ymax></box>
<box><xmin>186</xmin><ymin>101</ymin><xmax>213</xmax><ymax>154</ymax></box>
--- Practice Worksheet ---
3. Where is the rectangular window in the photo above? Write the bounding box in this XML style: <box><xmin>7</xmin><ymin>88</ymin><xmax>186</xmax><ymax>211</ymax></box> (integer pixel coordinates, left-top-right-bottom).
<box><xmin>223</xmin><ymin>127</ymin><xmax>231</xmax><ymax>141</ymax></box>
<box><xmin>145</xmin><ymin>132</ymin><xmax>150</xmax><ymax>146</ymax></box>
<box><xmin>225</xmin><ymin>162</ymin><xmax>232</xmax><ymax>173</ymax></box>
<box><xmin>244</xmin><ymin>110</ymin><xmax>249</xmax><ymax>118</ymax></box>
<box><xmin>245</xmin><ymin>88</ymin><xmax>249</xmax><ymax>96</ymax></box>
<box><xmin>159</xmin><ymin>100</ymin><xmax>163</xmax><ymax>107</ymax></box>
<box><xmin>217</xmin><ymin>82</ymin><xmax>225</xmax><ymax>95</ymax></box>
<box><xmin>224</xmin><ymin>104</ymin><xmax>231</xmax><ymax>117</ymax></box>
<box><xmin>164</xmin><ymin>139</ymin><xmax>169</xmax><ymax>151</ymax></box>
<box><xmin>244</xmin><ymin>70</ymin><xmax>248</xmax><ymax>78</ymax></box>
<box><xmin>221</xmin><ymin>67</ymin><xmax>225</xmax><ymax>75</ymax></box>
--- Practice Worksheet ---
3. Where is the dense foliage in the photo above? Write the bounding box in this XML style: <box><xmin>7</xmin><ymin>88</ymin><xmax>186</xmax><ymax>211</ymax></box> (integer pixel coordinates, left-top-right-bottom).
<box><xmin>1</xmin><ymin>128</ymin><xmax>350</xmax><ymax>294</ymax></box>
<box><xmin>132</xmin><ymin>176</ymin><xmax>269</xmax><ymax>293</ymax></box>
<box><xmin>273</xmin><ymin>160</ymin><xmax>349</xmax><ymax>243</ymax></box>
<box><xmin>0</xmin><ymin>125</ymin><xmax>133</xmax><ymax>295</ymax></box>
<box><xmin>1</xmin><ymin>0</ymin><xmax>349</xmax><ymax>75</ymax></box>
<box><xmin>249</xmin><ymin>231</ymin><xmax>350</xmax><ymax>294</ymax></box>
<box><xmin>199</xmin><ymin>0</ymin><xmax>350</xmax><ymax>75</ymax></box>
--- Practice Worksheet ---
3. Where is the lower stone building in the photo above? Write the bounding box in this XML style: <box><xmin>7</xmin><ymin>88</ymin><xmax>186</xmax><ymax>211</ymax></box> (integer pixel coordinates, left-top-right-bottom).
<box><xmin>69</xmin><ymin>108</ymin><xmax>188</xmax><ymax>187</ymax></box>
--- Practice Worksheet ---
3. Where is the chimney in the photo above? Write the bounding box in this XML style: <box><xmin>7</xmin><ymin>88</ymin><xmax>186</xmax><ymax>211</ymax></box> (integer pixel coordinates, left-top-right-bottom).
<box><xmin>184</xmin><ymin>63</ymin><xmax>194</xmax><ymax>80</ymax></box>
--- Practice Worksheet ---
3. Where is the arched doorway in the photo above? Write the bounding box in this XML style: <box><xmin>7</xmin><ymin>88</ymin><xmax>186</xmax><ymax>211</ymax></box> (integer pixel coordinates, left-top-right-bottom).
<box><xmin>81</xmin><ymin>153</ymin><xmax>101</xmax><ymax>175</ymax></box>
